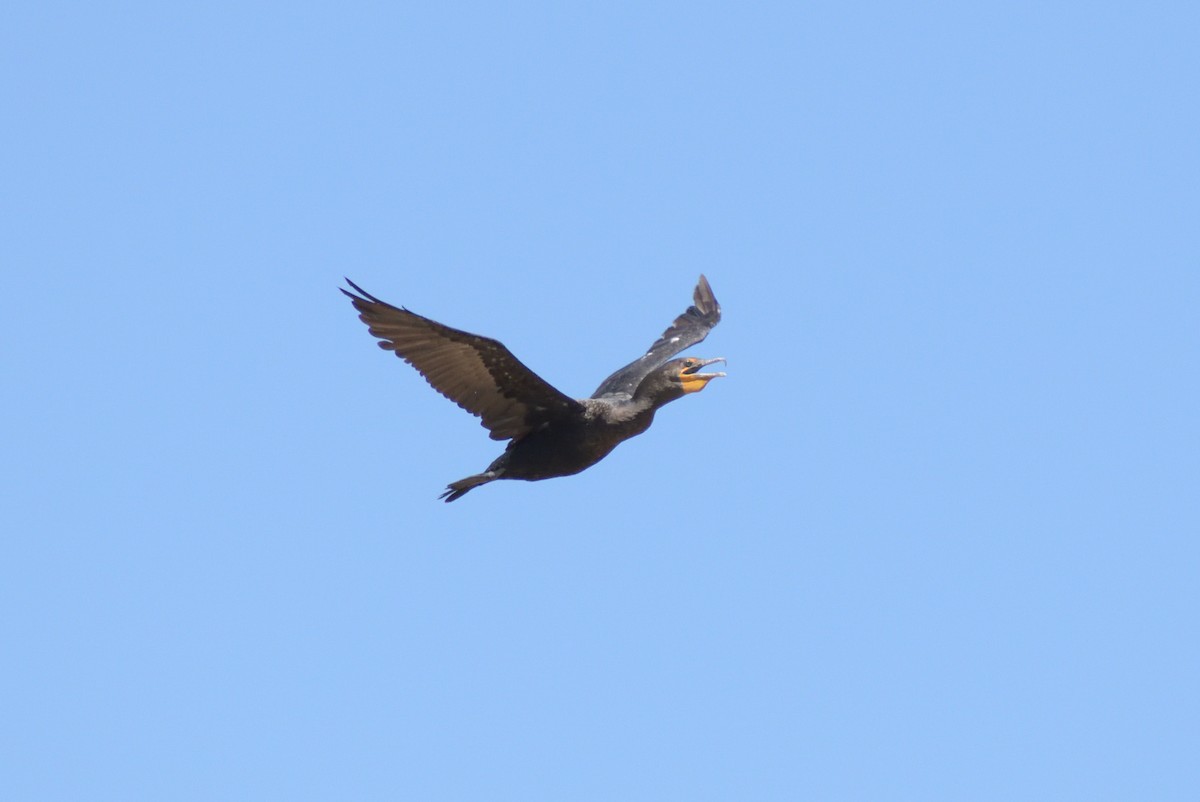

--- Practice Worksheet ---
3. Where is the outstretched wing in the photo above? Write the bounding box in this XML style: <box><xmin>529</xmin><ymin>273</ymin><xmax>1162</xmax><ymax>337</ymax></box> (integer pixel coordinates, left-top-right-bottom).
<box><xmin>591</xmin><ymin>275</ymin><xmax>722</xmax><ymax>398</ymax></box>
<box><xmin>342</xmin><ymin>279</ymin><xmax>583</xmax><ymax>441</ymax></box>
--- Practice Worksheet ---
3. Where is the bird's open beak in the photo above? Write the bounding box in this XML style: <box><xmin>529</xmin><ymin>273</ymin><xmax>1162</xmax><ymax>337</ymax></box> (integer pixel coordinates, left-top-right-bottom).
<box><xmin>683</xmin><ymin>357</ymin><xmax>727</xmax><ymax>380</ymax></box>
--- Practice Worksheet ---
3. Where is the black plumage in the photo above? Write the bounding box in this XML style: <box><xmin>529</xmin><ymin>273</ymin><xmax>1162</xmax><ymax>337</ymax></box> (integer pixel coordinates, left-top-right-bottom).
<box><xmin>341</xmin><ymin>275</ymin><xmax>724</xmax><ymax>501</ymax></box>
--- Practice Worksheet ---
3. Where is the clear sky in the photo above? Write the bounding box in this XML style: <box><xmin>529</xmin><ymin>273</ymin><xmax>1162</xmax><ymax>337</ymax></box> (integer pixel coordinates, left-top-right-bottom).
<box><xmin>3</xmin><ymin>2</ymin><xmax>1198</xmax><ymax>800</ymax></box>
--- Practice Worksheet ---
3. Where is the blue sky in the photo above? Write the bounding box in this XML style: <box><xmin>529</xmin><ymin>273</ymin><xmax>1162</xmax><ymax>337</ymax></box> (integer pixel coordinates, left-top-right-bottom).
<box><xmin>3</xmin><ymin>1</ymin><xmax>1198</xmax><ymax>799</ymax></box>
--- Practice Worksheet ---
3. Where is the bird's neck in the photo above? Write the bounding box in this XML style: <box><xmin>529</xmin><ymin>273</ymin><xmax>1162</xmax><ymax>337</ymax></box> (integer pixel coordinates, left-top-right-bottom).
<box><xmin>632</xmin><ymin>383</ymin><xmax>683</xmax><ymax>410</ymax></box>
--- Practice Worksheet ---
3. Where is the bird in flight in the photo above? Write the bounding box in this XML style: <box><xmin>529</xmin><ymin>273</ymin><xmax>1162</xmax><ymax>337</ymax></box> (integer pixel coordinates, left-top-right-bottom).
<box><xmin>341</xmin><ymin>275</ymin><xmax>724</xmax><ymax>501</ymax></box>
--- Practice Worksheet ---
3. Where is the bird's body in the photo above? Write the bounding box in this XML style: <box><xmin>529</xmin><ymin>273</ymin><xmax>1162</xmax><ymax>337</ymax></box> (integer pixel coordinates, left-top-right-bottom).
<box><xmin>461</xmin><ymin>396</ymin><xmax>656</xmax><ymax>483</ymax></box>
<box><xmin>341</xmin><ymin>276</ymin><xmax>724</xmax><ymax>501</ymax></box>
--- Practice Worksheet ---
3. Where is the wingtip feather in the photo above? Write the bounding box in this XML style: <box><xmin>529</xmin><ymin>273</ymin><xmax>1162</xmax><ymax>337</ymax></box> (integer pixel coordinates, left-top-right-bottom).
<box><xmin>342</xmin><ymin>277</ymin><xmax>384</xmax><ymax>304</ymax></box>
<box><xmin>693</xmin><ymin>274</ymin><xmax>719</xmax><ymax>317</ymax></box>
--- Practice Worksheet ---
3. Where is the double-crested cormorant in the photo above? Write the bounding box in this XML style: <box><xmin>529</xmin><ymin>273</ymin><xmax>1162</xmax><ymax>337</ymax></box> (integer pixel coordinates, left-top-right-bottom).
<box><xmin>341</xmin><ymin>275</ymin><xmax>724</xmax><ymax>501</ymax></box>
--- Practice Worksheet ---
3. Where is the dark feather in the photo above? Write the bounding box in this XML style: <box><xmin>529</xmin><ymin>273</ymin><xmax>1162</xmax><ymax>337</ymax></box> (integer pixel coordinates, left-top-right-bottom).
<box><xmin>341</xmin><ymin>280</ymin><xmax>582</xmax><ymax>441</ymax></box>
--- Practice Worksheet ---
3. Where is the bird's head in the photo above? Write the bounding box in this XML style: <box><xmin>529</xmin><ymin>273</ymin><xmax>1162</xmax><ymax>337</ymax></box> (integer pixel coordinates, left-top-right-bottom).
<box><xmin>635</xmin><ymin>357</ymin><xmax>726</xmax><ymax>406</ymax></box>
<box><xmin>675</xmin><ymin>356</ymin><xmax>727</xmax><ymax>393</ymax></box>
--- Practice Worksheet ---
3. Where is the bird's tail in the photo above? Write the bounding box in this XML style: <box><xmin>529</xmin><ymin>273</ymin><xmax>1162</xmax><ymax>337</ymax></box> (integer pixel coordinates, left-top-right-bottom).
<box><xmin>439</xmin><ymin>471</ymin><xmax>498</xmax><ymax>503</ymax></box>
